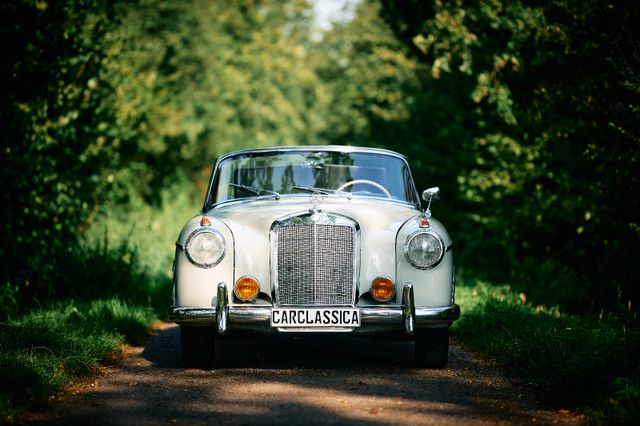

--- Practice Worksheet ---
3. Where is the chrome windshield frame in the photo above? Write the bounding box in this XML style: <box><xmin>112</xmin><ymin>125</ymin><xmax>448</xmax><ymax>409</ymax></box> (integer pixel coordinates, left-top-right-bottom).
<box><xmin>202</xmin><ymin>146</ymin><xmax>421</xmax><ymax>212</ymax></box>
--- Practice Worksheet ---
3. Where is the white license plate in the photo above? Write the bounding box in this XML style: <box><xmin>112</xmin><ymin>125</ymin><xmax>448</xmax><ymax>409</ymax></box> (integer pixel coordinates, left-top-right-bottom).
<box><xmin>271</xmin><ymin>308</ymin><xmax>360</xmax><ymax>328</ymax></box>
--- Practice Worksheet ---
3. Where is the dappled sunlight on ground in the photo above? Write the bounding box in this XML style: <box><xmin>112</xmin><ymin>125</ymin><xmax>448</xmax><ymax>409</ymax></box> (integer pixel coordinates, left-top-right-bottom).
<box><xmin>23</xmin><ymin>323</ymin><xmax>583</xmax><ymax>425</ymax></box>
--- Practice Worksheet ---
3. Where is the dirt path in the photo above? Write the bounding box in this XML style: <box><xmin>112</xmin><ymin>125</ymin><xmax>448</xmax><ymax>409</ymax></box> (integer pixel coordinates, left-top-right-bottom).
<box><xmin>23</xmin><ymin>322</ymin><xmax>582</xmax><ymax>425</ymax></box>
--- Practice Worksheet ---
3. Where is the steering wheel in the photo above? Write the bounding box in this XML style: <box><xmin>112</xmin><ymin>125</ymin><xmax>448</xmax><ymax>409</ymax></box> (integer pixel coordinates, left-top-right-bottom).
<box><xmin>335</xmin><ymin>179</ymin><xmax>392</xmax><ymax>198</ymax></box>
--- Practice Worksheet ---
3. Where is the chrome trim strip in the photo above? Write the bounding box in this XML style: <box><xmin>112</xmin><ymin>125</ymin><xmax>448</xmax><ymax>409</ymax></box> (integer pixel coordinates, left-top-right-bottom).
<box><xmin>169</xmin><ymin>308</ymin><xmax>218</xmax><ymax>325</ymax></box>
<box><xmin>216</xmin><ymin>282</ymin><xmax>228</xmax><ymax>335</ymax></box>
<box><xmin>451</xmin><ymin>265</ymin><xmax>456</xmax><ymax>304</ymax></box>
<box><xmin>203</xmin><ymin>146</ymin><xmax>421</xmax><ymax>211</ymax></box>
<box><xmin>402</xmin><ymin>284</ymin><xmax>416</xmax><ymax>335</ymax></box>
<box><xmin>217</xmin><ymin>145</ymin><xmax>409</xmax><ymax>162</ymax></box>
<box><xmin>415</xmin><ymin>305</ymin><xmax>461</xmax><ymax>323</ymax></box>
<box><xmin>229</xmin><ymin>306</ymin><xmax>272</xmax><ymax>332</ymax></box>
<box><xmin>207</xmin><ymin>193</ymin><xmax>420</xmax><ymax>211</ymax></box>
<box><xmin>277</xmin><ymin>327</ymin><xmax>355</xmax><ymax>333</ymax></box>
<box><xmin>168</xmin><ymin>304</ymin><xmax>460</xmax><ymax>333</ymax></box>
<box><xmin>404</xmin><ymin>158</ymin><xmax>421</xmax><ymax>210</ymax></box>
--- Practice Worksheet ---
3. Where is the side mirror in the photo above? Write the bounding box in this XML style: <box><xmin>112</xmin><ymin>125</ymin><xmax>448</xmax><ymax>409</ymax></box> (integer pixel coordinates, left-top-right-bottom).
<box><xmin>422</xmin><ymin>187</ymin><xmax>440</xmax><ymax>202</ymax></box>
<box><xmin>421</xmin><ymin>187</ymin><xmax>440</xmax><ymax>217</ymax></box>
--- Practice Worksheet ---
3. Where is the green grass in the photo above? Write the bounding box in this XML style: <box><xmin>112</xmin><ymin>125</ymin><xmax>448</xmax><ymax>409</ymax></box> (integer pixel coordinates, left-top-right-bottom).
<box><xmin>453</xmin><ymin>277</ymin><xmax>640</xmax><ymax>425</ymax></box>
<box><xmin>0</xmin><ymin>299</ymin><xmax>156</xmax><ymax>421</ymax></box>
<box><xmin>85</xmin><ymin>178</ymin><xmax>202</xmax><ymax>288</ymax></box>
<box><xmin>6</xmin><ymin>179</ymin><xmax>634</xmax><ymax>423</ymax></box>
<box><xmin>0</xmin><ymin>182</ymin><xmax>196</xmax><ymax>421</ymax></box>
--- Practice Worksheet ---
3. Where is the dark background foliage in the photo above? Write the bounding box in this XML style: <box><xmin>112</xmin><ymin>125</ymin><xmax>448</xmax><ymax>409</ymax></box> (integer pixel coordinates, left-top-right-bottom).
<box><xmin>1</xmin><ymin>0</ymin><xmax>638</xmax><ymax>421</ymax></box>
<box><xmin>1</xmin><ymin>0</ymin><xmax>638</xmax><ymax>322</ymax></box>
<box><xmin>1</xmin><ymin>0</ymin><xmax>126</xmax><ymax>309</ymax></box>
<box><xmin>378</xmin><ymin>0</ymin><xmax>640</xmax><ymax>314</ymax></box>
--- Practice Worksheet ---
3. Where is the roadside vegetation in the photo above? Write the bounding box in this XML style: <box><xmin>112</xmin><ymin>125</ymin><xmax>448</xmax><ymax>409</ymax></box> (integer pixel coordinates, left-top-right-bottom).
<box><xmin>0</xmin><ymin>183</ymin><xmax>197</xmax><ymax>421</ymax></box>
<box><xmin>0</xmin><ymin>300</ymin><xmax>155</xmax><ymax>420</ymax></box>
<box><xmin>454</xmin><ymin>277</ymin><xmax>640</xmax><ymax>424</ymax></box>
<box><xmin>1</xmin><ymin>0</ymin><xmax>638</xmax><ymax>423</ymax></box>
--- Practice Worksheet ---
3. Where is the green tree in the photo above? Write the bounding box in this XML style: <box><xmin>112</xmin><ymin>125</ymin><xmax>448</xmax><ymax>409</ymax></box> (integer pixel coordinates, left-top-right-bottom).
<box><xmin>379</xmin><ymin>0</ymin><xmax>640</xmax><ymax>313</ymax></box>
<box><xmin>1</xmin><ymin>0</ymin><xmax>132</xmax><ymax>308</ymax></box>
<box><xmin>108</xmin><ymin>0</ymin><xmax>331</xmax><ymax>197</ymax></box>
<box><xmin>0</xmin><ymin>0</ymin><xmax>333</xmax><ymax>308</ymax></box>
<box><xmin>314</xmin><ymin>0</ymin><xmax>474</xmax><ymax>202</ymax></box>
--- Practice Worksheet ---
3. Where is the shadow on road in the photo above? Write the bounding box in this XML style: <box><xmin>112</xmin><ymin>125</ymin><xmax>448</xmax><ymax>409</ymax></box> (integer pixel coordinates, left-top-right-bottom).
<box><xmin>142</xmin><ymin>324</ymin><xmax>424</xmax><ymax>369</ymax></box>
<box><xmin>25</xmin><ymin>323</ymin><xmax>581</xmax><ymax>426</ymax></box>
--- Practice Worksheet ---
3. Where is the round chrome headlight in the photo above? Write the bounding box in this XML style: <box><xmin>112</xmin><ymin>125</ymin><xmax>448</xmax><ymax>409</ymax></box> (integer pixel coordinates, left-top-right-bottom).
<box><xmin>185</xmin><ymin>229</ymin><xmax>225</xmax><ymax>268</ymax></box>
<box><xmin>404</xmin><ymin>230</ymin><xmax>445</xmax><ymax>270</ymax></box>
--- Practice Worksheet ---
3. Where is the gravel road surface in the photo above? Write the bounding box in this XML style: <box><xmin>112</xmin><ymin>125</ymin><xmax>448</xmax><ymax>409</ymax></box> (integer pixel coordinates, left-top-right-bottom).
<box><xmin>23</xmin><ymin>322</ymin><xmax>582</xmax><ymax>425</ymax></box>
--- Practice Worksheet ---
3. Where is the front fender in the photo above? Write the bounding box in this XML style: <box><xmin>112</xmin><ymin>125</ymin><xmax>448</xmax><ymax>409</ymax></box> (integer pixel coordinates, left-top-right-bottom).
<box><xmin>174</xmin><ymin>215</ymin><xmax>234</xmax><ymax>307</ymax></box>
<box><xmin>396</xmin><ymin>215</ymin><xmax>454</xmax><ymax>307</ymax></box>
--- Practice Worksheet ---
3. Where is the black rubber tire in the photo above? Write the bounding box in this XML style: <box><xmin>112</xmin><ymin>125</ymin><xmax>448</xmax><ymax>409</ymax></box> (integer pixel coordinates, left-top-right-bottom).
<box><xmin>180</xmin><ymin>325</ymin><xmax>216</xmax><ymax>368</ymax></box>
<box><xmin>414</xmin><ymin>327</ymin><xmax>449</xmax><ymax>368</ymax></box>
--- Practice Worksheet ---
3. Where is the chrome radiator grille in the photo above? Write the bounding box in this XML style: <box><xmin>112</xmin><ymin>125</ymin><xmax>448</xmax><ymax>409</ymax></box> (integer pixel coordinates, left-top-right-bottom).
<box><xmin>274</xmin><ymin>218</ymin><xmax>356</xmax><ymax>306</ymax></box>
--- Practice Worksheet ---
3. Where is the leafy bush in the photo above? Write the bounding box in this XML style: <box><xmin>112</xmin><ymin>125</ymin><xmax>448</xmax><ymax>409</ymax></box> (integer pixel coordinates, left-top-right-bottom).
<box><xmin>0</xmin><ymin>0</ymin><xmax>132</xmax><ymax>311</ymax></box>
<box><xmin>585</xmin><ymin>367</ymin><xmax>640</xmax><ymax>425</ymax></box>
<box><xmin>0</xmin><ymin>232</ymin><xmax>170</xmax><ymax>317</ymax></box>
<box><xmin>378</xmin><ymin>0</ymin><xmax>640</xmax><ymax>314</ymax></box>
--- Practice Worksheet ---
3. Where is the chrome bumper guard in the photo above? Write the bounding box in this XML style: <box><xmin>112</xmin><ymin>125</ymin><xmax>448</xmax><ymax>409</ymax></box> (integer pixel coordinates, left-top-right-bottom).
<box><xmin>169</xmin><ymin>283</ymin><xmax>460</xmax><ymax>335</ymax></box>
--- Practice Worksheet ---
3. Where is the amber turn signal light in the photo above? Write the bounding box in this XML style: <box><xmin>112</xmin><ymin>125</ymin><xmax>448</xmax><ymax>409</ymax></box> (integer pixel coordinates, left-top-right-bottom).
<box><xmin>234</xmin><ymin>276</ymin><xmax>260</xmax><ymax>301</ymax></box>
<box><xmin>370</xmin><ymin>276</ymin><xmax>395</xmax><ymax>302</ymax></box>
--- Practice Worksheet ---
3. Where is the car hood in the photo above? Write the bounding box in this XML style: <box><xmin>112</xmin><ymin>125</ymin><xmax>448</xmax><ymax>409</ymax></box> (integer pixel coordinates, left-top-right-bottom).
<box><xmin>180</xmin><ymin>196</ymin><xmax>450</xmax><ymax>296</ymax></box>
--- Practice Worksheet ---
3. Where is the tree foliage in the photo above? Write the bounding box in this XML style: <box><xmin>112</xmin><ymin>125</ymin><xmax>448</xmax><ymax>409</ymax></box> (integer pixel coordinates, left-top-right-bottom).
<box><xmin>1</xmin><ymin>0</ymin><xmax>129</xmax><ymax>308</ymax></box>
<box><xmin>1</xmin><ymin>0</ymin><xmax>638</xmax><ymax>316</ymax></box>
<box><xmin>107</xmin><ymin>0</ymin><xmax>331</xmax><ymax>197</ymax></box>
<box><xmin>377</xmin><ymin>0</ymin><xmax>640</xmax><ymax>313</ymax></box>
<box><xmin>0</xmin><ymin>0</ymin><xmax>329</xmax><ymax>308</ymax></box>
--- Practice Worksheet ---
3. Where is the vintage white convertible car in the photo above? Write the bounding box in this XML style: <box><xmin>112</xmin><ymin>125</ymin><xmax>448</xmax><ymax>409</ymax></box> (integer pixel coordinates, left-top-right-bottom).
<box><xmin>169</xmin><ymin>146</ymin><xmax>459</xmax><ymax>367</ymax></box>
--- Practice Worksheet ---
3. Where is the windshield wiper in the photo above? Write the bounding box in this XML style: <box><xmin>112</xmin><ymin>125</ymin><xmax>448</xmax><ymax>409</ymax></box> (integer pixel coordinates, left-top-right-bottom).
<box><xmin>293</xmin><ymin>186</ymin><xmax>352</xmax><ymax>199</ymax></box>
<box><xmin>229</xmin><ymin>183</ymin><xmax>280</xmax><ymax>200</ymax></box>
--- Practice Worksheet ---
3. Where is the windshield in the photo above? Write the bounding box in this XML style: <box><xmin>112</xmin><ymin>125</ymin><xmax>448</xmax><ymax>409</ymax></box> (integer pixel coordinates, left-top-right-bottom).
<box><xmin>207</xmin><ymin>149</ymin><xmax>419</xmax><ymax>206</ymax></box>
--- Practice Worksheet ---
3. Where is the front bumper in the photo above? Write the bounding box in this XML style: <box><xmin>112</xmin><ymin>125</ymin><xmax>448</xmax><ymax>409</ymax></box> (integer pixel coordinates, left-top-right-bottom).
<box><xmin>169</xmin><ymin>283</ymin><xmax>460</xmax><ymax>335</ymax></box>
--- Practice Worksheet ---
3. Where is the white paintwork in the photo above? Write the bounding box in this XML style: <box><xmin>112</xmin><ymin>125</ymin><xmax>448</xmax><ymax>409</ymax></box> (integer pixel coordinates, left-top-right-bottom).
<box><xmin>174</xmin><ymin>195</ymin><xmax>453</xmax><ymax>309</ymax></box>
<box><xmin>396</xmin><ymin>216</ymin><xmax>454</xmax><ymax>306</ymax></box>
<box><xmin>174</xmin><ymin>215</ymin><xmax>234</xmax><ymax>307</ymax></box>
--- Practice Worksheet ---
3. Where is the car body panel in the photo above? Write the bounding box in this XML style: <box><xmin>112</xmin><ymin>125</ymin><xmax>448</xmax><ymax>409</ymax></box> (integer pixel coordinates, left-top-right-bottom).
<box><xmin>171</xmin><ymin>146</ymin><xmax>459</xmax><ymax>339</ymax></box>
<box><xmin>175</xmin><ymin>197</ymin><xmax>452</xmax><ymax>309</ymax></box>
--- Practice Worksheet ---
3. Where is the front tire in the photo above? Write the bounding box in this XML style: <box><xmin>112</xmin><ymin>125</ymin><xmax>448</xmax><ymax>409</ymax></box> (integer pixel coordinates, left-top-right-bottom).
<box><xmin>414</xmin><ymin>327</ymin><xmax>449</xmax><ymax>368</ymax></box>
<box><xmin>180</xmin><ymin>325</ymin><xmax>216</xmax><ymax>368</ymax></box>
